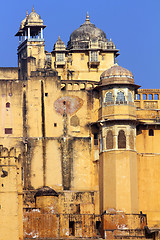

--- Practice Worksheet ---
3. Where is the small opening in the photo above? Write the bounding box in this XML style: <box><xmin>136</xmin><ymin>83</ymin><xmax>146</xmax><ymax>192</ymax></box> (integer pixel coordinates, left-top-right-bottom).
<box><xmin>2</xmin><ymin>184</ymin><xmax>4</xmax><ymax>187</ymax></box>
<box><xmin>5</xmin><ymin>128</ymin><xmax>12</xmax><ymax>134</ymax></box>
<box><xmin>69</xmin><ymin>221</ymin><xmax>75</xmax><ymax>236</ymax></box>
<box><xmin>94</xmin><ymin>133</ymin><xmax>98</xmax><ymax>145</ymax></box>
<box><xmin>45</xmin><ymin>93</ymin><xmax>48</xmax><ymax>97</ymax></box>
<box><xmin>54</xmin><ymin>123</ymin><xmax>57</xmax><ymax>127</ymax></box>
<box><xmin>21</xmin><ymin>167</ymin><xmax>23</xmax><ymax>181</ymax></box>
<box><xmin>136</xmin><ymin>94</ymin><xmax>140</xmax><ymax>100</ymax></box>
<box><xmin>76</xmin><ymin>204</ymin><xmax>80</xmax><ymax>214</ymax></box>
<box><xmin>96</xmin><ymin>221</ymin><xmax>101</xmax><ymax>235</ymax></box>
<box><xmin>6</xmin><ymin>102</ymin><xmax>10</xmax><ymax>108</ymax></box>
<box><xmin>149</xmin><ymin>129</ymin><xmax>154</xmax><ymax>136</ymax></box>
<box><xmin>63</xmin><ymin>101</ymin><xmax>66</xmax><ymax>105</ymax></box>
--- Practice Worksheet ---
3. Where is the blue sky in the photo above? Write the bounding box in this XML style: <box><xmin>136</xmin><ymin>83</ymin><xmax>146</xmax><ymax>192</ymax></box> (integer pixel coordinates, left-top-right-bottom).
<box><xmin>0</xmin><ymin>0</ymin><xmax>159</xmax><ymax>88</ymax></box>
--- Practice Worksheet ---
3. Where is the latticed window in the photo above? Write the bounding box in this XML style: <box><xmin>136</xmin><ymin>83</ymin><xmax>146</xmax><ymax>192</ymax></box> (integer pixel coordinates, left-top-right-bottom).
<box><xmin>90</xmin><ymin>51</ymin><xmax>98</xmax><ymax>62</ymax></box>
<box><xmin>128</xmin><ymin>92</ymin><xmax>133</xmax><ymax>102</ymax></box>
<box><xmin>106</xmin><ymin>130</ymin><xmax>113</xmax><ymax>149</ymax></box>
<box><xmin>105</xmin><ymin>92</ymin><xmax>113</xmax><ymax>103</ymax></box>
<box><xmin>118</xmin><ymin>130</ymin><xmax>126</xmax><ymax>149</ymax></box>
<box><xmin>116</xmin><ymin>91</ymin><xmax>125</xmax><ymax>102</ymax></box>
<box><xmin>56</xmin><ymin>53</ymin><xmax>65</xmax><ymax>62</ymax></box>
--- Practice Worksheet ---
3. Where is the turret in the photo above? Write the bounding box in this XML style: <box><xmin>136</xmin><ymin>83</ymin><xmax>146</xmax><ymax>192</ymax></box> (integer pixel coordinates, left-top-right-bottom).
<box><xmin>15</xmin><ymin>7</ymin><xmax>46</xmax><ymax>79</ymax></box>
<box><xmin>97</xmin><ymin>63</ymin><xmax>140</xmax><ymax>214</ymax></box>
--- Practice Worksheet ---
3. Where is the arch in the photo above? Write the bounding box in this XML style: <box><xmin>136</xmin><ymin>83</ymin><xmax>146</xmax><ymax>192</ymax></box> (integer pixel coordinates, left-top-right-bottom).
<box><xmin>105</xmin><ymin>92</ymin><xmax>113</xmax><ymax>103</ymax></box>
<box><xmin>118</xmin><ymin>130</ymin><xmax>126</xmax><ymax>149</ymax></box>
<box><xmin>149</xmin><ymin>129</ymin><xmax>154</xmax><ymax>136</ymax></box>
<box><xmin>106</xmin><ymin>130</ymin><xmax>113</xmax><ymax>149</ymax></box>
<box><xmin>116</xmin><ymin>91</ymin><xmax>126</xmax><ymax>103</ymax></box>
<box><xmin>128</xmin><ymin>92</ymin><xmax>133</xmax><ymax>102</ymax></box>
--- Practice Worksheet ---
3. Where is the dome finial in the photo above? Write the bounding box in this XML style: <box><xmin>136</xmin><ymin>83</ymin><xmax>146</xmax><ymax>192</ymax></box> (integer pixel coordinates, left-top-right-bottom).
<box><xmin>32</xmin><ymin>5</ymin><xmax>35</xmax><ymax>12</ymax></box>
<box><xmin>26</xmin><ymin>10</ymin><xmax>29</xmax><ymax>17</ymax></box>
<box><xmin>86</xmin><ymin>12</ymin><xmax>90</xmax><ymax>22</ymax></box>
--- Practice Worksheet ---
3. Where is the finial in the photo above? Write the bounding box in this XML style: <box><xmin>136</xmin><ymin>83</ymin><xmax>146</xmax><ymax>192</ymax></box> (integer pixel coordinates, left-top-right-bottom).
<box><xmin>32</xmin><ymin>5</ymin><xmax>35</xmax><ymax>12</ymax></box>
<box><xmin>58</xmin><ymin>36</ymin><xmax>61</xmax><ymax>40</ymax></box>
<box><xmin>86</xmin><ymin>12</ymin><xmax>90</xmax><ymax>22</ymax></box>
<box><xmin>26</xmin><ymin>10</ymin><xmax>28</xmax><ymax>17</ymax></box>
<box><xmin>110</xmin><ymin>38</ymin><xmax>112</xmax><ymax>42</ymax></box>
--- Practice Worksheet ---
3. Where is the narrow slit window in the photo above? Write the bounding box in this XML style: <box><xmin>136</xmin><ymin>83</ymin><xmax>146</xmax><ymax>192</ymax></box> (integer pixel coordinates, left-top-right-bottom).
<box><xmin>94</xmin><ymin>133</ymin><xmax>98</xmax><ymax>146</ymax></box>
<box><xmin>69</xmin><ymin>221</ymin><xmax>75</xmax><ymax>236</ymax></box>
<box><xmin>149</xmin><ymin>129</ymin><xmax>154</xmax><ymax>136</ymax></box>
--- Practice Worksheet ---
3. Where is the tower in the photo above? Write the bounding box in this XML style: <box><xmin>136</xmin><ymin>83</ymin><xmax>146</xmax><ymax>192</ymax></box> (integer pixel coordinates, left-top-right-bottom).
<box><xmin>15</xmin><ymin>7</ymin><xmax>46</xmax><ymax>79</ymax></box>
<box><xmin>97</xmin><ymin>64</ymin><xmax>140</xmax><ymax>214</ymax></box>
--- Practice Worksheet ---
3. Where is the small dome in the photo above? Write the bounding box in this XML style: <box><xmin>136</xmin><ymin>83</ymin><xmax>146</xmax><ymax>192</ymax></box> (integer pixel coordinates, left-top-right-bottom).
<box><xmin>67</xmin><ymin>13</ymin><xmax>108</xmax><ymax>50</ymax></box>
<box><xmin>100</xmin><ymin>64</ymin><xmax>134</xmax><ymax>86</ymax></box>
<box><xmin>27</xmin><ymin>6</ymin><xmax>41</xmax><ymax>22</ymax></box>
<box><xmin>53</xmin><ymin>36</ymin><xmax>66</xmax><ymax>50</ymax></box>
<box><xmin>34</xmin><ymin>186</ymin><xmax>59</xmax><ymax>198</ymax></box>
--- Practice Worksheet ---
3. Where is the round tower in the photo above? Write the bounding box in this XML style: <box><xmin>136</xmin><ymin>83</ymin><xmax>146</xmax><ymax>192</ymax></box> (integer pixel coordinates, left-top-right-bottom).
<box><xmin>97</xmin><ymin>63</ymin><xmax>140</xmax><ymax>214</ymax></box>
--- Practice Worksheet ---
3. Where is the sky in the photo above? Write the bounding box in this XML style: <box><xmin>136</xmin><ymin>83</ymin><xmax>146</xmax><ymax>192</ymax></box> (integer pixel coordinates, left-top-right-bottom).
<box><xmin>0</xmin><ymin>0</ymin><xmax>160</xmax><ymax>89</ymax></box>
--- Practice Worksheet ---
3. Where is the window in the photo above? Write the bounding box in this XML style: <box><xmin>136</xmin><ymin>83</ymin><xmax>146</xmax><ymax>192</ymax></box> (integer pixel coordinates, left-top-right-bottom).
<box><xmin>69</xmin><ymin>221</ymin><xmax>75</xmax><ymax>236</ymax></box>
<box><xmin>105</xmin><ymin>92</ymin><xmax>113</xmax><ymax>103</ymax></box>
<box><xmin>106</xmin><ymin>130</ymin><xmax>113</xmax><ymax>149</ymax></box>
<box><xmin>6</xmin><ymin>102</ymin><xmax>10</xmax><ymax>108</ymax></box>
<box><xmin>56</xmin><ymin>53</ymin><xmax>65</xmax><ymax>62</ymax></box>
<box><xmin>5</xmin><ymin>128</ymin><xmax>12</xmax><ymax>134</ymax></box>
<box><xmin>128</xmin><ymin>92</ymin><xmax>133</xmax><ymax>102</ymax></box>
<box><xmin>116</xmin><ymin>91</ymin><xmax>125</xmax><ymax>103</ymax></box>
<box><xmin>149</xmin><ymin>129</ymin><xmax>154</xmax><ymax>136</ymax></box>
<box><xmin>118</xmin><ymin>130</ymin><xmax>126</xmax><ymax>149</ymax></box>
<box><xmin>100</xmin><ymin>132</ymin><xmax>103</xmax><ymax>151</ymax></box>
<box><xmin>45</xmin><ymin>93</ymin><xmax>48</xmax><ymax>97</ymax></box>
<box><xmin>90</xmin><ymin>51</ymin><xmax>98</xmax><ymax>62</ymax></box>
<box><xmin>94</xmin><ymin>133</ymin><xmax>98</xmax><ymax>146</ymax></box>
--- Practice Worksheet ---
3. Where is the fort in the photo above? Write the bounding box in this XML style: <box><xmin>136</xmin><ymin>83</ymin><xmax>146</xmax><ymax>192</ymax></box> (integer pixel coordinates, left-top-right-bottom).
<box><xmin>0</xmin><ymin>7</ymin><xmax>160</xmax><ymax>240</ymax></box>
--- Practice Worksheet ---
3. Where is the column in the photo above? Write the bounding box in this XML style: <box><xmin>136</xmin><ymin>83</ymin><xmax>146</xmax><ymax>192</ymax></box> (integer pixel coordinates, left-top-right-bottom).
<box><xmin>41</xmin><ymin>28</ymin><xmax>43</xmax><ymax>39</ymax></box>
<box><xmin>28</xmin><ymin>27</ymin><xmax>30</xmax><ymax>39</ymax></box>
<box><xmin>25</xmin><ymin>31</ymin><xmax>27</xmax><ymax>40</ymax></box>
<box><xmin>19</xmin><ymin>36</ymin><xmax>21</xmax><ymax>45</ymax></box>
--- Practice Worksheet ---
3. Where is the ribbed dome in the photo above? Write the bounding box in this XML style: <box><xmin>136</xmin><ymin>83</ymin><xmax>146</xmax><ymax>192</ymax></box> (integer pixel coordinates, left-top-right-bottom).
<box><xmin>67</xmin><ymin>13</ymin><xmax>108</xmax><ymax>50</ymax></box>
<box><xmin>101</xmin><ymin>64</ymin><xmax>133</xmax><ymax>79</ymax></box>
<box><xmin>100</xmin><ymin>64</ymin><xmax>134</xmax><ymax>86</ymax></box>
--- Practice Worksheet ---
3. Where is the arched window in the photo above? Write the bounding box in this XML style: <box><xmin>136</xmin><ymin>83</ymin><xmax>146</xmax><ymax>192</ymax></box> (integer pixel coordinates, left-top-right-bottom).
<box><xmin>116</xmin><ymin>91</ymin><xmax>125</xmax><ymax>103</ymax></box>
<box><xmin>149</xmin><ymin>129</ymin><xmax>154</xmax><ymax>136</ymax></box>
<box><xmin>105</xmin><ymin>92</ymin><xmax>113</xmax><ymax>103</ymax></box>
<box><xmin>106</xmin><ymin>130</ymin><xmax>113</xmax><ymax>149</ymax></box>
<box><xmin>128</xmin><ymin>92</ymin><xmax>133</xmax><ymax>102</ymax></box>
<box><xmin>118</xmin><ymin>130</ymin><xmax>126</xmax><ymax>149</ymax></box>
<box><xmin>6</xmin><ymin>102</ymin><xmax>10</xmax><ymax>108</ymax></box>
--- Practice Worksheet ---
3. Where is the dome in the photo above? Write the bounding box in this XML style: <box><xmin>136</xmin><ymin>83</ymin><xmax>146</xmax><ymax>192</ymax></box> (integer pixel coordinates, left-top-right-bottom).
<box><xmin>34</xmin><ymin>186</ymin><xmax>59</xmax><ymax>198</ymax></box>
<box><xmin>27</xmin><ymin>6</ymin><xmax>42</xmax><ymax>22</ymax></box>
<box><xmin>100</xmin><ymin>64</ymin><xmax>134</xmax><ymax>86</ymax></box>
<box><xmin>67</xmin><ymin>13</ymin><xmax>108</xmax><ymax>50</ymax></box>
